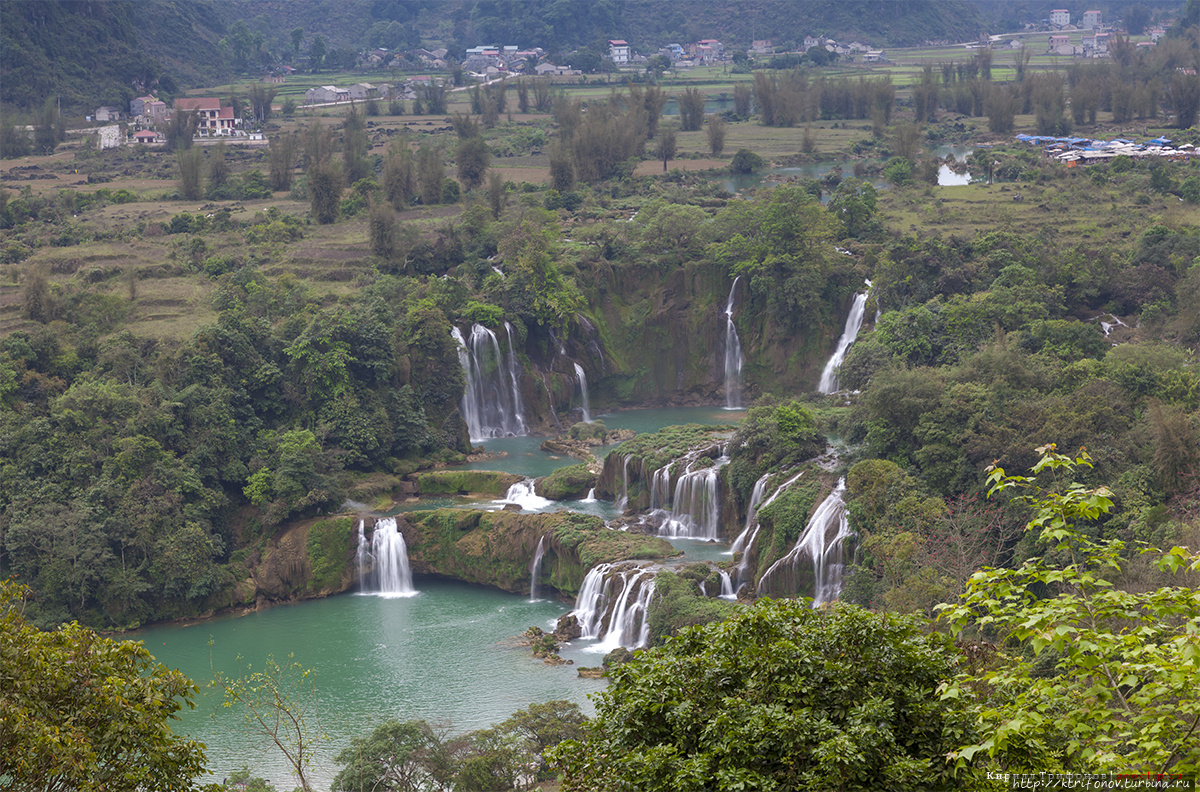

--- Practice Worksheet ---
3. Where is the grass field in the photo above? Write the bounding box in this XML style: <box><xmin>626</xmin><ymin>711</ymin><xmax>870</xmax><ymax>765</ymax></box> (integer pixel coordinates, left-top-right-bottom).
<box><xmin>4</xmin><ymin>49</ymin><xmax>1194</xmax><ymax>343</ymax></box>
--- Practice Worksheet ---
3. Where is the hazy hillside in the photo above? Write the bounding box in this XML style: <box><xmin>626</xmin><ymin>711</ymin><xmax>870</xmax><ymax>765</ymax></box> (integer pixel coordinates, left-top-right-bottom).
<box><xmin>0</xmin><ymin>0</ymin><xmax>228</xmax><ymax>114</ymax></box>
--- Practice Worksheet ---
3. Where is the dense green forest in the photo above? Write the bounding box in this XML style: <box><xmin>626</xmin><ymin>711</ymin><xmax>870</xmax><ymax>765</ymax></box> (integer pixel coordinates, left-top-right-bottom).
<box><xmin>1</xmin><ymin>0</ymin><xmax>1199</xmax><ymax>784</ymax></box>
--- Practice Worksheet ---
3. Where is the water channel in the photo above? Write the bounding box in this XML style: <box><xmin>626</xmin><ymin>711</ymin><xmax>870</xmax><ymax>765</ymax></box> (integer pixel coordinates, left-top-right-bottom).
<box><xmin>133</xmin><ymin>406</ymin><xmax>744</xmax><ymax>786</ymax></box>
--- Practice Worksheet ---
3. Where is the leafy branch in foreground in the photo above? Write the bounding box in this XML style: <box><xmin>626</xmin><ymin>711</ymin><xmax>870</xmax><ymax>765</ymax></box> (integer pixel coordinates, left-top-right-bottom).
<box><xmin>938</xmin><ymin>444</ymin><xmax>1200</xmax><ymax>775</ymax></box>
<box><xmin>211</xmin><ymin>650</ymin><xmax>323</xmax><ymax>792</ymax></box>
<box><xmin>0</xmin><ymin>579</ymin><xmax>215</xmax><ymax>791</ymax></box>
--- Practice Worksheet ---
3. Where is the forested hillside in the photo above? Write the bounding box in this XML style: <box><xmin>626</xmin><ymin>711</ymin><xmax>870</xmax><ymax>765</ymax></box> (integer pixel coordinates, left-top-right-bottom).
<box><xmin>0</xmin><ymin>0</ymin><xmax>230</xmax><ymax>113</ymax></box>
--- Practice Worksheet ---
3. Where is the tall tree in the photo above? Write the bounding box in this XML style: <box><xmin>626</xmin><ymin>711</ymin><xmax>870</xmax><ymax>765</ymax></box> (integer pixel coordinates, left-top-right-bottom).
<box><xmin>177</xmin><ymin>147</ymin><xmax>204</xmax><ymax>200</ymax></box>
<box><xmin>0</xmin><ymin>581</ymin><xmax>213</xmax><ymax>791</ymax></box>
<box><xmin>310</xmin><ymin>35</ymin><xmax>326</xmax><ymax>73</ymax></box>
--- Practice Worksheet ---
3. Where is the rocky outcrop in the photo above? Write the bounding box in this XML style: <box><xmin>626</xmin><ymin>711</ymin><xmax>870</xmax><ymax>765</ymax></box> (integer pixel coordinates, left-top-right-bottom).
<box><xmin>414</xmin><ymin>470</ymin><xmax>523</xmax><ymax>496</ymax></box>
<box><xmin>399</xmin><ymin>509</ymin><xmax>677</xmax><ymax>599</ymax></box>
<box><xmin>534</xmin><ymin>464</ymin><xmax>596</xmax><ymax>500</ymax></box>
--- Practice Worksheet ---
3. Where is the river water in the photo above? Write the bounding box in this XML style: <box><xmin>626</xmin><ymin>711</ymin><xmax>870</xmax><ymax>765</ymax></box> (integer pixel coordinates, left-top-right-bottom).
<box><xmin>133</xmin><ymin>406</ymin><xmax>742</xmax><ymax>787</ymax></box>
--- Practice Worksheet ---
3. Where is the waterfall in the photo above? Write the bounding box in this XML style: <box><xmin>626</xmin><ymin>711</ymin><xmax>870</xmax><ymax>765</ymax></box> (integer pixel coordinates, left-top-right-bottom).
<box><xmin>817</xmin><ymin>280</ymin><xmax>872</xmax><ymax>394</ymax></box>
<box><xmin>451</xmin><ymin>323</ymin><xmax>527</xmax><ymax>442</ymax></box>
<box><xmin>616</xmin><ymin>456</ymin><xmax>631</xmax><ymax>511</ymax></box>
<box><xmin>497</xmin><ymin>479</ymin><xmax>553</xmax><ymax>512</ymax></box>
<box><xmin>571</xmin><ymin>563</ymin><xmax>614</xmax><ymax>638</ymax></box>
<box><xmin>570</xmin><ymin>564</ymin><xmax>656</xmax><ymax>650</ymax></box>
<box><xmin>529</xmin><ymin>535</ymin><xmax>547</xmax><ymax>601</ymax></box>
<box><xmin>718</xmin><ymin>570</ymin><xmax>735</xmax><ymax>599</ymax></box>
<box><xmin>757</xmin><ymin>479</ymin><xmax>850</xmax><ymax>605</ymax></box>
<box><xmin>357</xmin><ymin>518</ymin><xmax>417</xmax><ymax>597</ymax></box>
<box><xmin>723</xmin><ymin>277</ymin><xmax>744</xmax><ymax>410</ymax></box>
<box><xmin>728</xmin><ymin>474</ymin><xmax>770</xmax><ymax>555</ymax></box>
<box><xmin>582</xmin><ymin>488</ymin><xmax>597</xmax><ymax>503</ymax></box>
<box><xmin>573</xmin><ymin>362</ymin><xmax>592</xmax><ymax>423</ymax></box>
<box><xmin>594</xmin><ymin>569</ymin><xmax>656</xmax><ymax>651</ymax></box>
<box><xmin>656</xmin><ymin>457</ymin><xmax>729</xmax><ymax>540</ymax></box>
<box><xmin>734</xmin><ymin>470</ymin><xmax>805</xmax><ymax>589</ymax></box>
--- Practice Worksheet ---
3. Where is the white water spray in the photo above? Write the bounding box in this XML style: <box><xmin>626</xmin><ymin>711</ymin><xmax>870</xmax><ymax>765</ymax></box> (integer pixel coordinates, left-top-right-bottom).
<box><xmin>357</xmin><ymin>518</ymin><xmax>417</xmax><ymax>597</ymax></box>
<box><xmin>757</xmin><ymin>478</ymin><xmax>850</xmax><ymax>605</ymax></box>
<box><xmin>529</xmin><ymin>535</ymin><xmax>547</xmax><ymax>601</ymax></box>
<box><xmin>723</xmin><ymin>277</ymin><xmax>744</xmax><ymax>409</ymax></box>
<box><xmin>817</xmin><ymin>280</ymin><xmax>872</xmax><ymax>394</ymax></box>
<box><xmin>452</xmin><ymin>324</ymin><xmax>528</xmax><ymax>441</ymax></box>
<box><xmin>573</xmin><ymin>362</ymin><xmax>591</xmax><ymax>423</ymax></box>
<box><xmin>497</xmin><ymin>480</ymin><xmax>553</xmax><ymax>512</ymax></box>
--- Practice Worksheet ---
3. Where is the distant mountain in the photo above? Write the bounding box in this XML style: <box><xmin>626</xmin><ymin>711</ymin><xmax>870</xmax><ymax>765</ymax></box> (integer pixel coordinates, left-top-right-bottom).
<box><xmin>0</xmin><ymin>0</ymin><xmax>228</xmax><ymax>115</ymax></box>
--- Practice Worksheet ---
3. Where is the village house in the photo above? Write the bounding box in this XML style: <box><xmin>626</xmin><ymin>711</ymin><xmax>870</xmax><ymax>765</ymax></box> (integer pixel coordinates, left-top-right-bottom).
<box><xmin>133</xmin><ymin>129</ymin><xmax>159</xmax><ymax>144</ymax></box>
<box><xmin>803</xmin><ymin>35</ymin><xmax>820</xmax><ymax>52</ymax></box>
<box><xmin>174</xmin><ymin>97</ymin><xmax>238</xmax><ymax>135</ymax></box>
<box><xmin>863</xmin><ymin>50</ymin><xmax>886</xmax><ymax>62</ymax></box>
<box><xmin>1082</xmin><ymin>10</ymin><xmax>1102</xmax><ymax>29</ymax></box>
<box><xmin>130</xmin><ymin>95</ymin><xmax>157</xmax><ymax>117</ymax></box>
<box><xmin>304</xmin><ymin>85</ymin><xmax>349</xmax><ymax>104</ymax></box>
<box><xmin>608</xmin><ymin>39</ymin><xmax>631</xmax><ymax>64</ymax></box>
<box><xmin>1050</xmin><ymin>9</ymin><xmax>1070</xmax><ymax>28</ymax></box>
<box><xmin>95</xmin><ymin>106</ymin><xmax>122</xmax><ymax>122</ymax></box>
<box><xmin>751</xmin><ymin>39</ymin><xmax>772</xmax><ymax>54</ymax></box>
<box><xmin>1048</xmin><ymin>34</ymin><xmax>1074</xmax><ymax>55</ymax></box>
<box><xmin>534</xmin><ymin>63</ymin><xmax>576</xmax><ymax>76</ymax></box>
<box><xmin>348</xmin><ymin>82</ymin><xmax>379</xmax><ymax>100</ymax></box>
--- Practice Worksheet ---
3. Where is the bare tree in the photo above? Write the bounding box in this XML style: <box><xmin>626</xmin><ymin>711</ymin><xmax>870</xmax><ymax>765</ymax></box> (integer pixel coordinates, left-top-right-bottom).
<box><xmin>214</xmin><ymin>654</ymin><xmax>322</xmax><ymax>792</ymax></box>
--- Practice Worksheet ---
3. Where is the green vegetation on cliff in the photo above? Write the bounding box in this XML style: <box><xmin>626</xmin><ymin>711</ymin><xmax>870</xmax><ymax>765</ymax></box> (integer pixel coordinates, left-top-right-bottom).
<box><xmin>535</xmin><ymin>464</ymin><xmax>596</xmax><ymax>500</ymax></box>
<box><xmin>416</xmin><ymin>470</ymin><xmax>523</xmax><ymax>496</ymax></box>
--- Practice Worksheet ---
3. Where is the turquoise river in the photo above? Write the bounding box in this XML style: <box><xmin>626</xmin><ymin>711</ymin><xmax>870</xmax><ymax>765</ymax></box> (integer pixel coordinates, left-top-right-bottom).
<box><xmin>131</xmin><ymin>407</ymin><xmax>743</xmax><ymax>787</ymax></box>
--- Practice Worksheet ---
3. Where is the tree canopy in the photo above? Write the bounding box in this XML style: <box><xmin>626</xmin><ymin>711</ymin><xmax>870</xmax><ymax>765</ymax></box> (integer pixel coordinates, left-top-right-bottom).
<box><xmin>0</xmin><ymin>579</ymin><xmax>213</xmax><ymax>792</ymax></box>
<box><xmin>550</xmin><ymin>598</ymin><xmax>979</xmax><ymax>791</ymax></box>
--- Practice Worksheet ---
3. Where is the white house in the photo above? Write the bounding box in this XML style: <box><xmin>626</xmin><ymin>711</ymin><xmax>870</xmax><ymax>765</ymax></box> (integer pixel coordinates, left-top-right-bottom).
<box><xmin>95</xmin><ymin>106</ymin><xmax>122</xmax><ymax>122</ymax></box>
<box><xmin>348</xmin><ymin>83</ymin><xmax>378</xmax><ymax>100</ymax></box>
<box><xmin>751</xmin><ymin>39</ymin><xmax>772</xmax><ymax>54</ymax></box>
<box><xmin>1050</xmin><ymin>9</ymin><xmax>1070</xmax><ymax>28</ymax></box>
<box><xmin>803</xmin><ymin>35</ymin><xmax>820</xmax><ymax>51</ymax></box>
<box><xmin>608</xmin><ymin>39</ymin><xmax>630</xmax><ymax>64</ymax></box>
<box><xmin>1082</xmin><ymin>9</ymin><xmax>1102</xmax><ymax>29</ymax></box>
<box><xmin>304</xmin><ymin>85</ymin><xmax>341</xmax><ymax>104</ymax></box>
<box><xmin>863</xmin><ymin>50</ymin><xmax>886</xmax><ymax>62</ymax></box>
<box><xmin>174</xmin><ymin>98</ymin><xmax>238</xmax><ymax>135</ymax></box>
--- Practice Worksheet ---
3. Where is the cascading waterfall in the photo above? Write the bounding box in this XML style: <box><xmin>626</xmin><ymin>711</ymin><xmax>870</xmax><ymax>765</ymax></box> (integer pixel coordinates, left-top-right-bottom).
<box><xmin>357</xmin><ymin>518</ymin><xmax>417</xmax><ymax>597</ymax></box>
<box><xmin>757</xmin><ymin>478</ymin><xmax>850</xmax><ymax>605</ymax></box>
<box><xmin>616</xmin><ymin>456</ymin><xmax>631</xmax><ymax>511</ymax></box>
<box><xmin>451</xmin><ymin>323</ymin><xmax>527</xmax><ymax>441</ymax></box>
<box><xmin>529</xmin><ymin>535</ymin><xmax>547</xmax><ymax>601</ymax></box>
<box><xmin>582</xmin><ymin>488</ymin><xmax>597</xmax><ymax>503</ymax></box>
<box><xmin>734</xmin><ymin>471</ymin><xmax>805</xmax><ymax>589</ymax></box>
<box><xmin>571</xmin><ymin>563</ymin><xmax>614</xmax><ymax>638</ymax></box>
<box><xmin>569</xmin><ymin>564</ymin><xmax>656</xmax><ymax>650</ymax></box>
<box><xmin>497</xmin><ymin>479</ymin><xmax>553</xmax><ymax>512</ymax></box>
<box><xmin>573</xmin><ymin>362</ymin><xmax>592</xmax><ymax>423</ymax></box>
<box><xmin>594</xmin><ymin>569</ymin><xmax>656</xmax><ymax>651</ymax></box>
<box><xmin>654</xmin><ymin>457</ymin><xmax>729</xmax><ymax>540</ymax></box>
<box><xmin>817</xmin><ymin>280</ymin><xmax>872</xmax><ymax>394</ymax></box>
<box><xmin>723</xmin><ymin>277</ymin><xmax>744</xmax><ymax>410</ymax></box>
<box><xmin>718</xmin><ymin>570</ymin><xmax>735</xmax><ymax>599</ymax></box>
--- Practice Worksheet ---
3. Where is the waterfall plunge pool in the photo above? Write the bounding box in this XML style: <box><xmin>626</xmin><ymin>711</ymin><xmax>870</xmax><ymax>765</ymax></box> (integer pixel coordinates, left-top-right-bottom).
<box><xmin>133</xmin><ymin>406</ymin><xmax>744</xmax><ymax>785</ymax></box>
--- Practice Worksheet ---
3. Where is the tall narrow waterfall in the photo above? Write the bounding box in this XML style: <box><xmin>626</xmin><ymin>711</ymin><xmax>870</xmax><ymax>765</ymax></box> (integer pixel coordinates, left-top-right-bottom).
<box><xmin>451</xmin><ymin>323</ymin><xmax>527</xmax><ymax>441</ymax></box>
<box><xmin>723</xmin><ymin>277</ymin><xmax>744</xmax><ymax>410</ymax></box>
<box><xmin>529</xmin><ymin>535</ymin><xmax>547</xmax><ymax>601</ymax></box>
<box><xmin>357</xmin><ymin>518</ymin><xmax>417</xmax><ymax>597</ymax></box>
<box><xmin>616</xmin><ymin>456</ymin><xmax>631</xmax><ymax>511</ymax></box>
<box><xmin>757</xmin><ymin>479</ymin><xmax>850</xmax><ymax>605</ymax></box>
<box><xmin>573</xmin><ymin>362</ymin><xmax>591</xmax><ymax>423</ymax></box>
<box><xmin>817</xmin><ymin>280</ymin><xmax>872</xmax><ymax>394</ymax></box>
<box><xmin>570</xmin><ymin>564</ymin><xmax>656</xmax><ymax>650</ymax></box>
<box><xmin>728</xmin><ymin>474</ymin><xmax>770</xmax><ymax>556</ymax></box>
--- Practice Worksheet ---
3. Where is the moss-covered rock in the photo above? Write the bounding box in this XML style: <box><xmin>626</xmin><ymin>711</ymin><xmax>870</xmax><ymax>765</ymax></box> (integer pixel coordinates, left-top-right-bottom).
<box><xmin>535</xmin><ymin>464</ymin><xmax>597</xmax><ymax>500</ymax></box>
<box><xmin>402</xmin><ymin>509</ymin><xmax>676</xmax><ymax>598</ymax></box>
<box><xmin>415</xmin><ymin>470</ymin><xmax>523</xmax><ymax>496</ymax></box>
